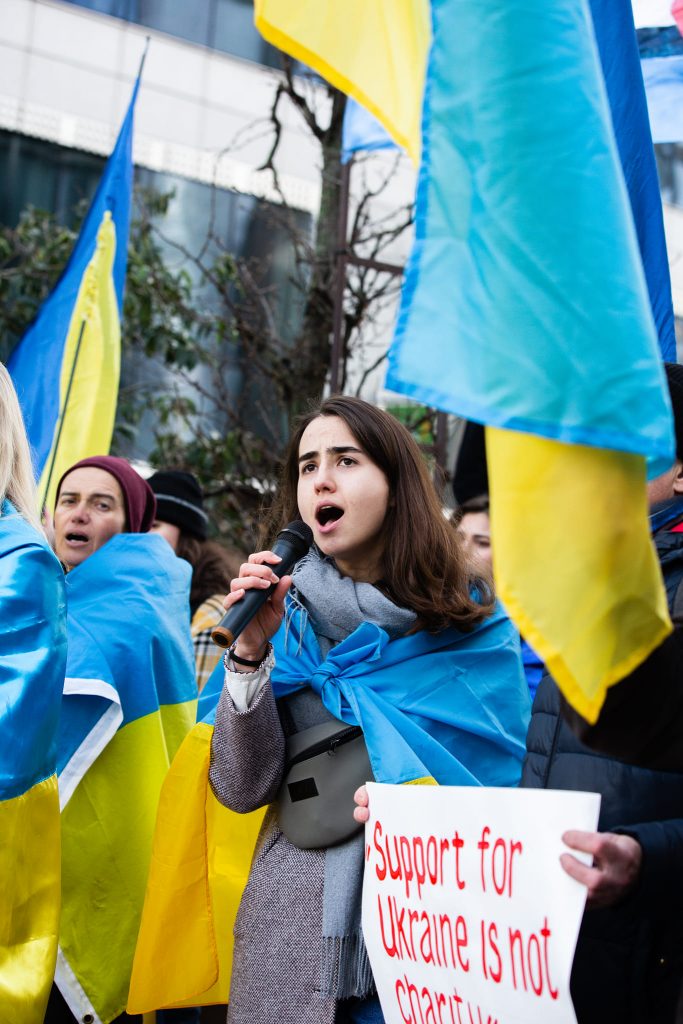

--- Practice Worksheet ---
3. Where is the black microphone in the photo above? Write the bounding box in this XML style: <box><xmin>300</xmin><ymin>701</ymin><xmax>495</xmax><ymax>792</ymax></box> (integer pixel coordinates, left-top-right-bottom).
<box><xmin>210</xmin><ymin>520</ymin><xmax>313</xmax><ymax>650</ymax></box>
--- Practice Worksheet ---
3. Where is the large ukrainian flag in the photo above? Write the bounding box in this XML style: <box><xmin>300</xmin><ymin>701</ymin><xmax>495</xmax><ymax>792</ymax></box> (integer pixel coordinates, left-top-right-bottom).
<box><xmin>386</xmin><ymin>0</ymin><xmax>675</xmax><ymax>723</ymax></box>
<box><xmin>8</xmin><ymin>71</ymin><xmax>140</xmax><ymax>512</ymax></box>
<box><xmin>261</xmin><ymin>0</ymin><xmax>677</xmax><ymax>723</ymax></box>
<box><xmin>54</xmin><ymin>534</ymin><xmax>197</xmax><ymax>1024</ymax></box>
<box><xmin>0</xmin><ymin>501</ymin><xmax>67</xmax><ymax>1024</ymax></box>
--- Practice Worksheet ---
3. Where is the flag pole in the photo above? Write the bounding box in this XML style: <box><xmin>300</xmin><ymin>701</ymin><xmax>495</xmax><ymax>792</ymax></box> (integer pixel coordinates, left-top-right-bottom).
<box><xmin>330</xmin><ymin>157</ymin><xmax>351</xmax><ymax>394</ymax></box>
<box><xmin>40</xmin><ymin>316</ymin><xmax>88</xmax><ymax>510</ymax></box>
<box><xmin>138</xmin><ymin>36</ymin><xmax>150</xmax><ymax>79</ymax></box>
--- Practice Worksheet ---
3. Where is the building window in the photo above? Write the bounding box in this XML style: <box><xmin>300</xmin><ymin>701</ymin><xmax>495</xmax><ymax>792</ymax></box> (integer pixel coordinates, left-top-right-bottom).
<box><xmin>0</xmin><ymin>131</ymin><xmax>105</xmax><ymax>228</ymax></box>
<box><xmin>59</xmin><ymin>0</ymin><xmax>280</xmax><ymax>67</ymax></box>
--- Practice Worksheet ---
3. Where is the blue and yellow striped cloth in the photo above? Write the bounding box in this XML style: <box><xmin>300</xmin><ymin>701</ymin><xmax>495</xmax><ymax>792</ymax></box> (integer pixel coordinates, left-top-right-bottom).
<box><xmin>128</xmin><ymin>656</ymin><xmax>265</xmax><ymax>1014</ymax></box>
<box><xmin>54</xmin><ymin>534</ymin><xmax>197</xmax><ymax>1024</ymax></box>
<box><xmin>386</xmin><ymin>0</ymin><xmax>675</xmax><ymax>721</ymax></box>
<box><xmin>255</xmin><ymin>0</ymin><xmax>676</xmax><ymax>721</ymax></box>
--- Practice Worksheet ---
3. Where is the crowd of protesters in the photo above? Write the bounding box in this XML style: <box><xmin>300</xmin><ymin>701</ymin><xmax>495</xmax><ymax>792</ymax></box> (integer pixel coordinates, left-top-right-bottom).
<box><xmin>2</xmin><ymin>361</ymin><xmax>683</xmax><ymax>1024</ymax></box>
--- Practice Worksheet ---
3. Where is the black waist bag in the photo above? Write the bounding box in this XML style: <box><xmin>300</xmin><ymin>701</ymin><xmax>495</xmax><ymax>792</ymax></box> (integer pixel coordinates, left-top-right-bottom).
<box><xmin>275</xmin><ymin>719</ymin><xmax>374</xmax><ymax>850</ymax></box>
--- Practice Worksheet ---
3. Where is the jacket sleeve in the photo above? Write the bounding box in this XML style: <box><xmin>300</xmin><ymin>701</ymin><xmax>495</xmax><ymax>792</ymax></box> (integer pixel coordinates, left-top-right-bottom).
<box><xmin>617</xmin><ymin>818</ymin><xmax>683</xmax><ymax>915</ymax></box>
<box><xmin>208</xmin><ymin>660</ymin><xmax>286</xmax><ymax>814</ymax></box>
<box><xmin>561</xmin><ymin>630</ymin><xmax>683</xmax><ymax>772</ymax></box>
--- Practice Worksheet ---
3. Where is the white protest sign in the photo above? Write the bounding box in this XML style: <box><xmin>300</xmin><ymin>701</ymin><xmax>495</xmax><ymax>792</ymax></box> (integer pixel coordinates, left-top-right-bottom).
<box><xmin>362</xmin><ymin>783</ymin><xmax>601</xmax><ymax>1024</ymax></box>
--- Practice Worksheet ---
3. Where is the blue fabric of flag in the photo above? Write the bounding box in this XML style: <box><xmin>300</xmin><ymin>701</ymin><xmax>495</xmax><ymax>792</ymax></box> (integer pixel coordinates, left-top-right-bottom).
<box><xmin>7</xmin><ymin>78</ymin><xmax>139</xmax><ymax>480</ymax></box>
<box><xmin>590</xmin><ymin>0</ymin><xmax>676</xmax><ymax>361</ymax></box>
<box><xmin>0</xmin><ymin>501</ymin><xmax>67</xmax><ymax>800</ymax></box>
<box><xmin>0</xmin><ymin>501</ymin><xmax>66</xmax><ymax>1024</ymax></box>
<box><xmin>270</xmin><ymin>597</ymin><xmax>530</xmax><ymax>788</ymax></box>
<box><xmin>198</xmin><ymin>661</ymin><xmax>224</xmax><ymax>727</ymax></box>
<box><xmin>57</xmin><ymin>533</ymin><xmax>195</xmax><ymax>786</ymax></box>
<box><xmin>342</xmin><ymin>99</ymin><xmax>399</xmax><ymax>162</ymax></box>
<box><xmin>386</xmin><ymin>0</ymin><xmax>674</xmax><ymax>474</ymax></box>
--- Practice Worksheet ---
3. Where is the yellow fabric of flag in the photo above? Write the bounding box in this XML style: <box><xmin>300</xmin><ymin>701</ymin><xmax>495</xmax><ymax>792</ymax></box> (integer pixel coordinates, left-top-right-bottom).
<box><xmin>0</xmin><ymin>775</ymin><xmax>61</xmax><ymax>1024</ymax></box>
<box><xmin>486</xmin><ymin>427</ymin><xmax>672</xmax><ymax>724</ymax></box>
<box><xmin>38</xmin><ymin>211</ymin><xmax>120</xmax><ymax>513</ymax></box>
<box><xmin>58</xmin><ymin>702</ymin><xmax>195</xmax><ymax>1024</ymax></box>
<box><xmin>128</xmin><ymin>723</ymin><xmax>265</xmax><ymax>1012</ymax></box>
<box><xmin>254</xmin><ymin>0</ymin><xmax>430</xmax><ymax>165</ymax></box>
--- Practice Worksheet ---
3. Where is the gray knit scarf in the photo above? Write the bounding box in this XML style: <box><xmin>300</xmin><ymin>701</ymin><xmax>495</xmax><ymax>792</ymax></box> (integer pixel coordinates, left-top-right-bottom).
<box><xmin>290</xmin><ymin>548</ymin><xmax>416</xmax><ymax>999</ymax></box>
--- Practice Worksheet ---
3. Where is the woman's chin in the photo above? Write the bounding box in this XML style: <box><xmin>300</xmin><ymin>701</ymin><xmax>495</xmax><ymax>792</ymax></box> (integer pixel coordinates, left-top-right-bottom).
<box><xmin>315</xmin><ymin>537</ymin><xmax>335</xmax><ymax>558</ymax></box>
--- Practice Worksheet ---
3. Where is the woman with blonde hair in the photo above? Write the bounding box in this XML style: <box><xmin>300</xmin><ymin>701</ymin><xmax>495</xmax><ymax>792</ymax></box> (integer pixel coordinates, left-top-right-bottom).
<box><xmin>0</xmin><ymin>362</ymin><xmax>68</xmax><ymax>1021</ymax></box>
<box><xmin>0</xmin><ymin>362</ymin><xmax>43</xmax><ymax>529</ymax></box>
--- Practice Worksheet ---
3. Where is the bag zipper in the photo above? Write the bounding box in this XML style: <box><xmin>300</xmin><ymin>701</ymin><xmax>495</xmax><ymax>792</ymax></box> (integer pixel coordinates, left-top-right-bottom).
<box><xmin>284</xmin><ymin>725</ymin><xmax>363</xmax><ymax>772</ymax></box>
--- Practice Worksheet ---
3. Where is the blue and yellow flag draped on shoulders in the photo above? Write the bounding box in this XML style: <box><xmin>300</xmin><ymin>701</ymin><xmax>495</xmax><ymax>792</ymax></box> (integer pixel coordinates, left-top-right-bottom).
<box><xmin>128</xmin><ymin>597</ymin><xmax>529</xmax><ymax>1013</ymax></box>
<box><xmin>55</xmin><ymin>534</ymin><xmax>196</xmax><ymax>1024</ymax></box>
<box><xmin>8</xmin><ymin>67</ymin><xmax>141</xmax><ymax>512</ymax></box>
<box><xmin>271</xmin><ymin>601</ymin><xmax>528</xmax><ymax>787</ymax></box>
<box><xmin>0</xmin><ymin>501</ymin><xmax>67</xmax><ymax>1024</ymax></box>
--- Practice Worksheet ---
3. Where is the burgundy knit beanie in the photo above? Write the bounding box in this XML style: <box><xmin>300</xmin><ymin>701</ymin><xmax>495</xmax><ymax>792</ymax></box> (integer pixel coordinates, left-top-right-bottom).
<box><xmin>55</xmin><ymin>456</ymin><xmax>157</xmax><ymax>533</ymax></box>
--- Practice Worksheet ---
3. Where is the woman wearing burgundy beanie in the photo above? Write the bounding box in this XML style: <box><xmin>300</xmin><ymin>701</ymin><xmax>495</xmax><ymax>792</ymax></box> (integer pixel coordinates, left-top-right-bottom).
<box><xmin>53</xmin><ymin>455</ymin><xmax>156</xmax><ymax>570</ymax></box>
<box><xmin>45</xmin><ymin>455</ymin><xmax>196</xmax><ymax>1024</ymax></box>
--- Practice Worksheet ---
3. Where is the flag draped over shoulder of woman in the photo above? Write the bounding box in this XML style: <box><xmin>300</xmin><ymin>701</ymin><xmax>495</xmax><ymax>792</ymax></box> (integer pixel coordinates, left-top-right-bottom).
<box><xmin>0</xmin><ymin>503</ymin><xmax>67</xmax><ymax>1024</ymax></box>
<box><xmin>55</xmin><ymin>534</ymin><xmax>197</xmax><ymax>1024</ymax></box>
<box><xmin>7</xmin><ymin>69</ymin><xmax>141</xmax><ymax>513</ymax></box>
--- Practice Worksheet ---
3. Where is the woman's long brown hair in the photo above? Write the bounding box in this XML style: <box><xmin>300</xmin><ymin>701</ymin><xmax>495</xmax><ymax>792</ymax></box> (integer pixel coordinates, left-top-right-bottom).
<box><xmin>264</xmin><ymin>396</ymin><xmax>493</xmax><ymax>632</ymax></box>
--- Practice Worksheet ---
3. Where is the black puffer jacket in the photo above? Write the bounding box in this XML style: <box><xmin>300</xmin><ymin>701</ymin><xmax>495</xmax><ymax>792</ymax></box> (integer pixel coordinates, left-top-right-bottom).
<box><xmin>521</xmin><ymin>523</ymin><xmax>683</xmax><ymax>1024</ymax></box>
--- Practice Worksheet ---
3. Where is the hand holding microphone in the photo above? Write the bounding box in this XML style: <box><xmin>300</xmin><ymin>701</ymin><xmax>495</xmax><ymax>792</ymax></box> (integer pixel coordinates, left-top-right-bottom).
<box><xmin>211</xmin><ymin>521</ymin><xmax>313</xmax><ymax>660</ymax></box>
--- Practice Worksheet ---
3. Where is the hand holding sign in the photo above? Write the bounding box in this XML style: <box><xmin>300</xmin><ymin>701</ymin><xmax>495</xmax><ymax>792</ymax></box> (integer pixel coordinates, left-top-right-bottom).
<box><xmin>361</xmin><ymin>784</ymin><xmax>601</xmax><ymax>1024</ymax></box>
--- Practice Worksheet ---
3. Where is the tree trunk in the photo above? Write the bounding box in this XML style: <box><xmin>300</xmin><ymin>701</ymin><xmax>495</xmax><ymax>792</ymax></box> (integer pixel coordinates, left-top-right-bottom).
<box><xmin>290</xmin><ymin>87</ymin><xmax>346</xmax><ymax>413</ymax></box>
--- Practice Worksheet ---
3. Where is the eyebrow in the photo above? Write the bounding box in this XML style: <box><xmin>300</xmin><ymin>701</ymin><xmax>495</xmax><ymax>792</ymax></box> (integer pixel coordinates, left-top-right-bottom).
<box><xmin>298</xmin><ymin>445</ymin><xmax>363</xmax><ymax>463</ymax></box>
<box><xmin>59</xmin><ymin>491</ymin><xmax>119</xmax><ymax>502</ymax></box>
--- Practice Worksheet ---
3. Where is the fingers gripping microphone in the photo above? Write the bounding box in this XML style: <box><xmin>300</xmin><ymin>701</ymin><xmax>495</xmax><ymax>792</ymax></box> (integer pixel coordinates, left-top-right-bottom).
<box><xmin>210</xmin><ymin>520</ymin><xmax>313</xmax><ymax>649</ymax></box>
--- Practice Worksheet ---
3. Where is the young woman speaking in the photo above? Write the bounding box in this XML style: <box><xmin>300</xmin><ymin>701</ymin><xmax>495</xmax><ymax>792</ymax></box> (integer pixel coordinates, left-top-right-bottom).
<box><xmin>209</xmin><ymin>396</ymin><xmax>530</xmax><ymax>1024</ymax></box>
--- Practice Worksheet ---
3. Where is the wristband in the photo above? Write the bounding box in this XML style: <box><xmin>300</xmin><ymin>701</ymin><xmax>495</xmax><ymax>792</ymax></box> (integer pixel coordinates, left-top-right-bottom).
<box><xmin>227</xmin><ymin>641</ymin><xmax>271</xmax><ymax>668</ymax></box>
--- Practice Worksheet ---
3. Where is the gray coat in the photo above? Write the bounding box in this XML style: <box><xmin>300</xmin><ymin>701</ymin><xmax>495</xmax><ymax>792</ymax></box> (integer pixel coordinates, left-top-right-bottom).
<box><xmin>209</xmin><ymin>676</ymin><xmax>355</xmax><ymax>1024</ymax></box>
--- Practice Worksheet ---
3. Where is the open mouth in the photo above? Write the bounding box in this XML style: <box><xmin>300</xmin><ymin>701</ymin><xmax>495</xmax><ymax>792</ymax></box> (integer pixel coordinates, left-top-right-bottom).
<box><xmin>66</xmin><ymin>532</ymin><xmax>89</xmax><ymax>544</ymax></box>
<box><xmin>316</xmin><ymin>505</ymin><xmax>344</xmax><ymax>527</ymax></box>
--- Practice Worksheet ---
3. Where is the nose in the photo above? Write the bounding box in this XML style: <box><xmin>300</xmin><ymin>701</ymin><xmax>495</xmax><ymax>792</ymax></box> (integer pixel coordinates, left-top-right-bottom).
<box><xmin>313</xmin><ymin>463</ymin><xmax>336</xmax><ymax>493</ymax></box>
<box><xmin>70</xmin><ymin>501</ymin><xmax>90</xmax><ymax>522</ymax></box>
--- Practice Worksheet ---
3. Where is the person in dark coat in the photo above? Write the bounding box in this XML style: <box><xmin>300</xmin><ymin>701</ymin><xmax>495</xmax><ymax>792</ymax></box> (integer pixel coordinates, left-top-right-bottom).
<box><xmin>523</xmin><ymin>667</ymin><xmax>683</xmax><ymax>1022</ymax></box>
<box><xmin>522</xmin><ymin>363</ymin><xmax>683</xmax><ymax>1024</ymax></box>
<box><xmin>563</xmin><ymin>363</ymin><xmax>683</xmax><ymax>771</ymax></box>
